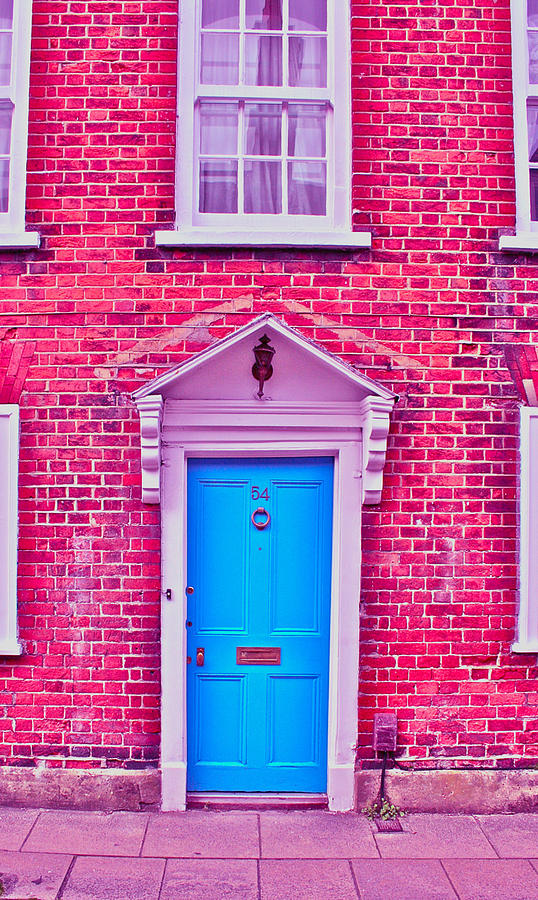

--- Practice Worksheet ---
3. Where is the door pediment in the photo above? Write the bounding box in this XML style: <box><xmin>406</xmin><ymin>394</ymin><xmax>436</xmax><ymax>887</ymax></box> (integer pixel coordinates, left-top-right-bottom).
<box><xmin>133</xmin><ymin>314</ymin><xmax>396</xmax><ymax>505</ymax></box>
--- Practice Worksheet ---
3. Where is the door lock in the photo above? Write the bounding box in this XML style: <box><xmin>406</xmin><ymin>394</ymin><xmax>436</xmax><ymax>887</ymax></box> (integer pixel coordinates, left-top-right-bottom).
<box><xmin>196</xmin><ymin>647</ymin><xmax>205</xmax><ymax>666</ymax></box>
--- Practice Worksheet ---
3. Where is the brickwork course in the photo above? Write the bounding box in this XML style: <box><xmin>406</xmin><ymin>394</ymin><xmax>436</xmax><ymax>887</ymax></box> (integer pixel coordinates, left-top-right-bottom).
<box><xmin>0</xmin><ymin>0</ymin><xmax>537</xmax><ymax>786</ymax></box>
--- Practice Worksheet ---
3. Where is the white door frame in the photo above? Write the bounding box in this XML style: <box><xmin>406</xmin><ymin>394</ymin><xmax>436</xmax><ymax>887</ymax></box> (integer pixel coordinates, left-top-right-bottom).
<box><xmin>159</xmin><ymin>399</ymin><xmax>384</xmax><ymax>812</ymax></box>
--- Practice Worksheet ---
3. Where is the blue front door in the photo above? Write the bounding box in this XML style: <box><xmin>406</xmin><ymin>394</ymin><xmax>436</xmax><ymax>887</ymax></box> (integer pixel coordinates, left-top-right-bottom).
<box><xmin>186</xmin><ymin>457</ymin><xmax>333</xmax><ymax>792</ymax></box>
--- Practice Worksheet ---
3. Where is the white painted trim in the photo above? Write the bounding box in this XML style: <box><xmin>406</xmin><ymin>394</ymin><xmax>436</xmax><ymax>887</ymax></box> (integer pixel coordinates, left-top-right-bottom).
<box><xmin>155</xmin><ymin>228</ymin><xmax>371</xmax><ymax>248</ymax></box>
<box><xmin>499</xmin><ymin>233</ymin><xmax>538</xmax><ymax>251</ymax></box>
<box><xmin>0</xmin><ymin>0</ymin><xmax>33</xmax><ymax>236</ymax></box>
<box><xmin>0</xmin><ymin>231</ymin><xmax>40</xmax><ymax>249</ymax></box>
<box><xmin>160</xmin><ymin>416</ymin><xmax>364</xmax><ymax>812</ymax></box>
<box><xmin>133</xmin><ymin>313</ymin><xmax>397</xmax><ymax>403</ymax></box>
<box><xmin>514</xmin><ymin>407</ymin><xmax>538</xmax><ymax>653</ymax></box>
<box><xmin>0</xmin><ymin>405</ymin><xmax>21</xmax><ymax>656</ymax></box>
<box><xmin>175</xmin><ymin>0</ymin><xmax>355</xmax><ymax>234</ymax></box>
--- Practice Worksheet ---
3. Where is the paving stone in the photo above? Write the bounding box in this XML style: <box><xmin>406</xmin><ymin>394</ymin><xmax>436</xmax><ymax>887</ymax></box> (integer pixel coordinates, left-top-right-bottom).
<box><xmin>477</xmin><ymin>814</ymin><xmax>538</xmax><ymax>858</ymax></box>
<box><xmin>61</xmin><ymin>856</ymin><xmax>165</xmax><ymax>900</ymax></box>
<box><xmin>443</xmin><ymin>859</ymin><xmax>538</xmax><ymax>900</ymax></box>
<box><xmin>0</xmin><ymin>850</ymin><xmax>72</xmax><ymax>900</ymax></box>
<box><xmin>260</xmin><ymin>859</ymin><xmax>357</xmax><ymax>899</ymax></box>
<box><xmin>22</xmin><ymin>810</ymin><xmax>148</xmax><ymax>857</ymax></box>
<box><xmin>0</xmin><ymin>808</ymin><xmax>40</xmax><ymax>851</ymax></box>
<box><xmin>160</xmin><ymin>859</ymin><xmax>258</xmax><ymax>900</ymax></box>
<box><xmin>259</xmin><ymin>810</ymin><xmax>378</xmax><ymax>858</ymax></box>
<box><xmin>142</xmin><ymin>810</ymin><xmax>259</xmax><ymax>858</ymax></box>
<box><xmin>351</xmin><ymin>859</ymin><xmax>457</xmax><ymax>900</ymax></box>
<box><xmin>375</xmin><ymin>814</ymin><xmax>497</xmax><ymax>858</ymax></box>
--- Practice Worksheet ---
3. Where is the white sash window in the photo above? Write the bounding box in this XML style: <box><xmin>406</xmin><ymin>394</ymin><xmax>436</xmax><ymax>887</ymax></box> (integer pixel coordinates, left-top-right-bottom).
<box><xmin>157</xmin><ymin>0</ymin><xmax>370</xmax><ymax>247</ymax></box>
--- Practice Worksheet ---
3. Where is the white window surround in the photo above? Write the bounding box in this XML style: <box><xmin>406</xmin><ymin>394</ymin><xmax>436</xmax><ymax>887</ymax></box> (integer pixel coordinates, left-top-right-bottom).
<box><xmin>514</xmin><ymin>406</ymin><xmax>538</xmax><ymax>652</ymax></box>
<box><xmin>0</xmin><ymin>0</ymin><xmax>39</xmax><ymax>250</ymax></box>
<box><xmin>133</xmin><ymin>314</ymin><xmax>396</xmax><ymax>811</ymax></box>
<box><xmin>0</xmin><ymin>404</ymin><xmax>22</xmax><ymax>656</ymax></box>
<box><xmin>155</xmin><ymin>0</ymin><xmax>371</xmax><ymax>250</ymax></box>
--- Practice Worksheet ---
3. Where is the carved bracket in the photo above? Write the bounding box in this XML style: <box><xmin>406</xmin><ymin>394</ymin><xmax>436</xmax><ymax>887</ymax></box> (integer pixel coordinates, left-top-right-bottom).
<box><xmin>359</xmin><ymin>396</ymin><xmax>394</xmax><ymax>505</ymax></box>
<box><xmin>135</xmin><ymin>395</ymin><xmax>164</xmax><ymax>504</ymax></box>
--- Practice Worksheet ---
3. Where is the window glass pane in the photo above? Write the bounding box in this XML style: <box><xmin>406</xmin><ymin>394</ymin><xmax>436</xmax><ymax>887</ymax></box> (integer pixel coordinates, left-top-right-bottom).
<box><xmin>0</xmin><ymin>157</ymin><xmax>8</xmax><ymax>212</ymax></box>
<box><xmin>202</xmin><ymin>0</ymin><xmax>239</xmax><ymax>29</ymax></box>
<box><xmin>0</xmin><ymin>0</ymin><xmax>13</xmax><ymax>30</ymax></box>
<box><xmin>289</xmin><ymin>36</ymin><xmax>326</xmax><ymax>87</ymax></box>
<box><xmin>200</xmin><ymin>159</ymin><xmax>238</xmax><ymax>212</ymax></box>
<box><xmin>200</xmin><ymin>103</ymin><xmax>238</xmax><ymax>155</ymax></box>
<box><xmin>201</xmin><ymin>33</ymin><xmax>239</xmax><ymax>84</ymax></box>
<box><xmin>245</xmin><ymin>34</ymin><xmax>282</xmax><ymax>85</ymax></box>
<box><xmin>528</xmin><ymin>106</ymin><xmax>538</xmax><ymax>161</ymax></box>
<box><xmin>529</xmin><ymin>31</ymin><xmax>538</xmax><ymax>83</ymax></box>
<box><xmin>289</xmin><ymin>0</ymin><xmax>326</xmax><ymax>32</ymax></box>
<box><xmin>288</xmin><ymin>105</ymin><xmax>326</xmax><ymax>158</ymax></box>
<box><xmin>244</xmin><ymin>160</ymin><xmax>281</xmax><ymax>212</ymax></box>
<box><xmin>245</xmin><ymin>104</ymin><xmax>281</xmax><ymax>155</ymax></box>
<box><xmin>529</xmin><ymin>0</ymin><xmax>538</xmax><ymax>27</ymax></box>
<box><xmin>530</xmin><ymin>169</ymin><xmax>538</xmax><ymax>220</ymax></box>
<box><xmin>288</xmin><ymin>160</ymin><xmax>326</xmax><ymax>215</ymax></box>
<box><xmin>0</xmin><ymin>32</ymin><xmax>11</xmax><ymax>86</ymax></box>
<box><xmin>246</xmin><ymin>0</ymin><xmax>282</xmax><ymax>30</ymax></box>
<box><xmin>0</xmin><ymin>102</ymin><xmax>12</xmax><ymax>155</ymax></box>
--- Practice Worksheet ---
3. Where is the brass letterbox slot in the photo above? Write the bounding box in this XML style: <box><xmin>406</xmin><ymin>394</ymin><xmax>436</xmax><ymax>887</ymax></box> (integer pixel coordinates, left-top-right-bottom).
<box><xmin>236</xmin><ymin>647</ymin><xmax>281</xmax><ymax>665</ymax></box>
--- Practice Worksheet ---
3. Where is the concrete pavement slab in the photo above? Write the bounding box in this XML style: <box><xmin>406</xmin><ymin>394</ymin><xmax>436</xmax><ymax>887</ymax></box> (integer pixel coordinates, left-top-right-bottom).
<box><xmin>160</xmin><ymin>859</ymin><xmax>258</xmax><ymax>899</ymax></box>
<box><xmin>0</xmin><ymin>808</ymin><xmax>39</xmax><ymax>851</ymax></box>
<box><xmin>0</xmin><ymin>850</ymin><xmax>72</xmax><ymax>900</ymax></box>
<box><xmin>375</xmin><ymin>814</ymin><xmax>498</xmax><ymax>858</ymax></box>
<box><xmin>260</xmin><ymin>859</ymin><xmax>358</xmax><ymax>900</ymax></box>
<box><xmin>142</xmin><ymin>810</ymin><xmax>259</xmax><ymax>858</ymax></box>
<box><xmin>22</xmin><ymin>810</ymin><xmax>148</xmax><ymax>857</ymax></box>
<box><xmin>61</xmin><ymin>855</ymin><xmax>165</xmax><ymax>900</ymax></box>
<box><xmin>259</xmin><ymin>811</ymin><xmax>378</xmax><ymax>858</ymax></box>
<box><xmin>351</xmin><ymin>859</ymin><xmax>458</xmax><ymax>900</ymax></box>
<box><xmin>477</xmin><ymin>814</ymin><xmax>538</xmax><ymax>858</ymax></box>
<box><xmin>442</xmin><ymin>858</ymin><xmax>538</xmax><ymax>900</ymax></box>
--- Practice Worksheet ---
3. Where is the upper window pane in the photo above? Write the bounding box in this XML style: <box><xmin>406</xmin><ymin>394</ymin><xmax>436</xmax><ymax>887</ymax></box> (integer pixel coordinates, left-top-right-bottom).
<box><xmin>0</xmin><ymin>0</ymin><xmax>13</xmax><ymax>30</ymax></box>
<box><xmin>245</xmin><ymin>34</ymin><xmax>282</xmax><ymax>85</ymax></box>
<box><xmin>201</xmin><ymin>32</ymin><xmax>239</xmax><ymax>84</ymax></box>
<box><xmin>289</xmin><ymin>36</ymin><xmax>327</xmax><ymax>87</ymax></box>
<box><xmin>0</xmin><ymin>31</ymin><xmax>12</xmax><ymax>86</ymax></box>
<box><xmin>289</xmin><ymin>0</ymin><xmax>326</xmax><ymax>32</ymax></box>
<box><xmin>246</xmin><ymin>0</ymin><xmax>282</xmax><ymax>30</ymax></box>
<box><xmin>202</xmin><ymin>0</ymin><xmax>239</xmax><ymax>29</ymax></box>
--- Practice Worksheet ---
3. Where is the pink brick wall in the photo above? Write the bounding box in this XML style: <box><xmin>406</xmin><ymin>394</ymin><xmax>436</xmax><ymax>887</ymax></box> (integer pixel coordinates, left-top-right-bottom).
<box><xmin>0</xmin><ymin>0</ymin><xmax>536</xmax><ymax>775</ymax></box>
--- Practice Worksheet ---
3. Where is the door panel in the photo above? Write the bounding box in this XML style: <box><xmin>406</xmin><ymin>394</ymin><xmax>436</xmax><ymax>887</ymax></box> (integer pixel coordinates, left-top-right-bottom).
<box><xmin>187</xmin><ymin>457</ymin><xmax>333</xmax><ymax>792</ymax></box>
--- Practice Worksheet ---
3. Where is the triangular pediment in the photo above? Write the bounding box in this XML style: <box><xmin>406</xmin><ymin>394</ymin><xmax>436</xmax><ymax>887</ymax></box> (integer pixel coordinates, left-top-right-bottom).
<box><xmin>133</xmin><ymin>314</ymin><xmax>396</xmax><ymax>404</ymax></box>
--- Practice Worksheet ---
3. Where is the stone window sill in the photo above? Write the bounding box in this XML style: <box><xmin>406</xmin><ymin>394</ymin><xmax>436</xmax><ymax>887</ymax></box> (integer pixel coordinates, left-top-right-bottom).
<box><xmin>499</xmin><ymin>233</ymin><xmax>538</xmax><ymax>252</ymax></box>
<box><xmin>0</xmin><ymin>231</ymin><xmax>40</xmax><ymax>249</ymax></box>
<box><xmin>155</xmin><ymin>229</ymin><xmax>372</xmax><ymax>249</ymax></box>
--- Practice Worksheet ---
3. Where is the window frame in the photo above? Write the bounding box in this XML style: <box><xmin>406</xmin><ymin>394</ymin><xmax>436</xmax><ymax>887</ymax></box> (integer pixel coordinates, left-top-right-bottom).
<box><xmin>0</xmin><ymin>404</ymin><xmax>21</xmax><ymax>656</ymax></box>
<box><xmin>0</xmin><ymin>0</ymin><xmax>38</xmax><ymax>248</ymax></box>
<box><xmin>158</xmin><ymin>0</ymin><xmax>370</xmax><ymax>248</ymax></box>
<box><xmin>514</xmin><ymin>407</ymin><xmax>538</xmax><ymax>652</ymax></box>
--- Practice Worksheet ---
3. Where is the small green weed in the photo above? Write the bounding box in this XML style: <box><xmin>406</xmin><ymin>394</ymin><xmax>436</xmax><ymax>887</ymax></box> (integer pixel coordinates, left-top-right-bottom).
<box><xmin>361</xmin><ymin>797</ymin><xmax>405</xmax><ymax>821</ymax></box>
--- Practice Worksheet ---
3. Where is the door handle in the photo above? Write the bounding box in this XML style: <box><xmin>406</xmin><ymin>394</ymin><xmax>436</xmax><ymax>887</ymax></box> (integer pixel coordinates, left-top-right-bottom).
<box><xmin>196</xmin><ymin>647</ymin><xmax>205</xmax><ymax>666</ymax></box>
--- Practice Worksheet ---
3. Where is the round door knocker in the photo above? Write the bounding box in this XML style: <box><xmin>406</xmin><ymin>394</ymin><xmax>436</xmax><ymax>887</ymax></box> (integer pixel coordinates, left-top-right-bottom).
<box><xmin>251</xmin><ymin>507</ymin><xmax>271</xmax><ymax>530</ymax></box>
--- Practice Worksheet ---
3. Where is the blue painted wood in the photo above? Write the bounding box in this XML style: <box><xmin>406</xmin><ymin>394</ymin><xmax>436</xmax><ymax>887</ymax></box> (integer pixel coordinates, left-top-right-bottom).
<box><xmin>186</xmin><ymin>457</ymin><xmax>333</xmax><ymax>792</ymax></box>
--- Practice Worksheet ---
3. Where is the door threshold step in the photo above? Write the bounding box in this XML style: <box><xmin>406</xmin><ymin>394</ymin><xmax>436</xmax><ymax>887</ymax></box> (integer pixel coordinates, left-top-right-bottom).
<box><xmin>186</xmin><ymin>792</ymin><xmax>328</xmax><ymax>810</ymax></box>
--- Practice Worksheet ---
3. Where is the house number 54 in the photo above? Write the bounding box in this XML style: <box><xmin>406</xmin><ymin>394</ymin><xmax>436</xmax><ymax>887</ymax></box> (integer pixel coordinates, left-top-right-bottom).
<box><xmin>251</xmin><ymin>486</ymin><xmax>270</xmax><ymax>500</ymax></box>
